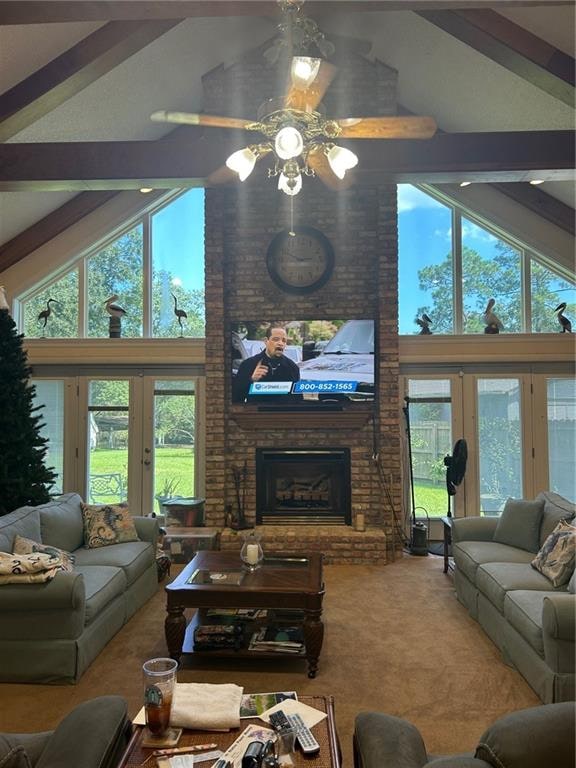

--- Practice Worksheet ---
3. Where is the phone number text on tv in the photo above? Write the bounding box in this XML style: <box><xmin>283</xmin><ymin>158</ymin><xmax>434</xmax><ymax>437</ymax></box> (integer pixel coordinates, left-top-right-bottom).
<box><xmin>293</xmin><ymin>380</ymin><xmax>358</xmax><ymax>394</ymax></box>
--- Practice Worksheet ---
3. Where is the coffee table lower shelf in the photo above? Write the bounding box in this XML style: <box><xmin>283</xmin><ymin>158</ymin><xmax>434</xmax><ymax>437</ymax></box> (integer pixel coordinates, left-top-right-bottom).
<box><xmin>118</xmin><ymin>695</ymin><xmax>341</xmax><ymax>768</ymax></box>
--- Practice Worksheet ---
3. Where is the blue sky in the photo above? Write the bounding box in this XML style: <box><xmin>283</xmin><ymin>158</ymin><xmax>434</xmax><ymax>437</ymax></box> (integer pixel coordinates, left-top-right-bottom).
<box><xmin>151</xmin><ymin>188</ymin><xmax>205</xmax><ymax>293</ymax></box>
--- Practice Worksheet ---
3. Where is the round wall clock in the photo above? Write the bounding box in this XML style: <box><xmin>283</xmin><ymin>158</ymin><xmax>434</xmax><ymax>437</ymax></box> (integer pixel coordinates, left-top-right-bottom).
<box><xmin>266</xmin><ymin>226</ymin><xmax>335</xmax><ymax>294</ymax></box>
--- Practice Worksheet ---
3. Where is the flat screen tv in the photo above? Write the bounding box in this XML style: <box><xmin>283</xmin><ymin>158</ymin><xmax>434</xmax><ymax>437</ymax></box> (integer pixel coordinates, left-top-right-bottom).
<box><xmin>231</xmin><ymin>319</ymin><xmax>375</xmax><ymax>407</ymax></box>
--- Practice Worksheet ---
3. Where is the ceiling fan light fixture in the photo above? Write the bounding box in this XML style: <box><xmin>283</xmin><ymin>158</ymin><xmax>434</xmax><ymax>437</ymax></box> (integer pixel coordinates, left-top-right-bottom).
<box><xmin>291</xmin><ymin>56</ymin><xmax>321</xmax><ymax>90</ymax></box>
<box><xmin>278</xmin><ymin>171</ymin><xmax>302</xmax><ymax>196</ymax></box>
<box><xmin>325</xmin><ymin>144</ymin><xmax>358</xmax><ymax>179</ymax></box>
<box><xmin>226</xmin><ymin>147</ymin><xmax>258</xmax><ymax>181</ymax></box>
<box><xmin>274</xmin><ymin>126</ymin><xmax>304</xmax><ymax>160</ymax></box>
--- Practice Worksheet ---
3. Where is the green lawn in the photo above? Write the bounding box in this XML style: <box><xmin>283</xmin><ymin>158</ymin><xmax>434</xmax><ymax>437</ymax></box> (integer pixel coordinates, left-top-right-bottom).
<box><xmin>413</xmin><ymin>482</ymin><xmax>448</xmax><ymax>518</ymax></box>
<box><xmin>89</xmin><ymin>446</ymin><xmax>195</xmax><ymax>503</ymax></box>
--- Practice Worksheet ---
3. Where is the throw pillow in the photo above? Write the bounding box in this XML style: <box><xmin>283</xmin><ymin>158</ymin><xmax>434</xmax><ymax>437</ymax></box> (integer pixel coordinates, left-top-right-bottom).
<box><xmin>0</xmin><ymin>747</ymin><xmax>32</xmax><ymax>768</ymax></box>
<box><xmin>493</xmin><ymin>497</ymin><xmax>545</xmax><ymax>553</ymax></box>
<box><xmin>81</xmin><ymin>503</ymin><xmax>139</xmax><ymax>549</ymax></box>
<box><xmin>12</xmin><ymin>534</ymin><xmax>75</xmax><ymax>573</ymax></box>
<box><xmin>531</xmin><ymin>519</ymin><xmax>576</xmax><ymax>587</ymax></box>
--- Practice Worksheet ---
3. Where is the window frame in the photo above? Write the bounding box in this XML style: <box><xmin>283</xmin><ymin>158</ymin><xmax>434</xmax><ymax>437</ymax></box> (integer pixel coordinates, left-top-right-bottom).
<box><xmin>15</xmin><ymin>188</ymin><xmax>205</xmax><ymax>339</ymax></box>
<box><xmin>398</xmin><ymin>183</ymin><xmax>575</xmax><ymax>336</ymax></box>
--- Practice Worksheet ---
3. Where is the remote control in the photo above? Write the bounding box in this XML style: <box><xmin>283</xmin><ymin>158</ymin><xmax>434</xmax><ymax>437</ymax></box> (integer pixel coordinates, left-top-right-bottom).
<box><xmin>285</xmin><ymin>712</ymin><xmax>320</xmax><ymax>755</ymax></box>
<box><xmin>268</xmin><ymin>710</ymin><xmax>291</xmax><ymax>732</ymax></box>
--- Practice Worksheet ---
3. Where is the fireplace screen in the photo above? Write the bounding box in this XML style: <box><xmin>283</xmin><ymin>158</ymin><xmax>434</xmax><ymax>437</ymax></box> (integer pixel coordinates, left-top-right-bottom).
<box><xmin>256</xmin><ymin>448</ymin><xmax>351</xmax><ymax>525</ymax></box>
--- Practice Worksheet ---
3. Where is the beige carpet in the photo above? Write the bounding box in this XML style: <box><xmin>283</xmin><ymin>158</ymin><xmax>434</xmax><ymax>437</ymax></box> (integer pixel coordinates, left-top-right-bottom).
<box><xmin>0</xmin><ymin>554</ymin><xmax>539</xmax><ymax>765</ymax></box>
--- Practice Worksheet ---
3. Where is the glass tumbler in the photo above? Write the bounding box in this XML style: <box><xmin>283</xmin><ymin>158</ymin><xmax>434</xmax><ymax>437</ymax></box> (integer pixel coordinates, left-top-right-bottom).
<box><xmin>142</xmin><ymin>657</ymin><xmax>178</xmax><ymax>737</ymax></box>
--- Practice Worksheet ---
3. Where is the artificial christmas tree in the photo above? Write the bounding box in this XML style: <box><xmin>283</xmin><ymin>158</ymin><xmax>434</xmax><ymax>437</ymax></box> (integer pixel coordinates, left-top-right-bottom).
<box><xmin>0</xmin><ymin>308</ymin><xmax>56</xmax><ymax>515</ymax></box>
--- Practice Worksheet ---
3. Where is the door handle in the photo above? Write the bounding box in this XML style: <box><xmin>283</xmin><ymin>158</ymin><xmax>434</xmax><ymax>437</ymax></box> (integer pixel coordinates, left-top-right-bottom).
<box><xmin>143</xmin><ymin>459</ymin><xmax>151</xmax><ymax>466</ymax></box>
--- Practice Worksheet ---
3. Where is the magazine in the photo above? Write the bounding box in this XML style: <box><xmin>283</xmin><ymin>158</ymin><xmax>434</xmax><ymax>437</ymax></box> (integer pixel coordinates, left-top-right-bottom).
<box><xmin>239</xmin><ymin>691</ymin><xmax>298</xmax><ymax>719</ymax></box>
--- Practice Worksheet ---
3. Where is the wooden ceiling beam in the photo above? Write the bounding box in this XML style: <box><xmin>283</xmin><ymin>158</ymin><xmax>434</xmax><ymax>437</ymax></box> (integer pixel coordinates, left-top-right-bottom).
<box><xmin>0</xmin><ymin>1</ymin><xmax>572</xmax><ymax>25</ymax></box>
<box><xmin>0</xmin><ymin>19</ymin><xmax>182</xmax><ymax>142</ymax></box>
<box><xmin>417</xmin><ymin>8</ymin><xmax>574</xmax><ymax>105</ymax></box>
<box><xmin>0</xmin><ymin>131</ymin><xmax>573</xmax><ymax>191</ymax></box>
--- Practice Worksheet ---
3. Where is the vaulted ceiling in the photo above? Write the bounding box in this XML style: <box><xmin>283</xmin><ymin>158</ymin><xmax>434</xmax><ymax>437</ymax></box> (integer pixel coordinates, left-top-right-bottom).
<box><xmin>0</xmin><ymin>1</ymin><xmax>574</xmax><ymax>271</ymax></box>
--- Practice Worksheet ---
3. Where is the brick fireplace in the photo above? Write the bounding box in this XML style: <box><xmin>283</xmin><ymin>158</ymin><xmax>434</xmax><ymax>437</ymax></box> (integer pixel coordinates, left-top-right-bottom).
<box><xmin>255</xmin><ymin>448</ymin><xmax>351</xmax><ymax>525</ymax></box>
<box><xmin>202</xmin><ymin>36</ymin><xmax>403</xmax><ymax>563</ymax></box>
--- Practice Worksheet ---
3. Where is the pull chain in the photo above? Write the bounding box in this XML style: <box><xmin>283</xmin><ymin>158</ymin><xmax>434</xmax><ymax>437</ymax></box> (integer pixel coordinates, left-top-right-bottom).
<box><xmin>289</xmin><ymin>194</ymin><xmax>295</xmax><ymax>236</ymax></box>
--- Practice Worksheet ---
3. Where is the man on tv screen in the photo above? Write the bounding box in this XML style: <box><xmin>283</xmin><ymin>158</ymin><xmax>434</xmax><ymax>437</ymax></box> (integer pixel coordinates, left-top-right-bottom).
<box><xmin>233</xmin><ymin>325</ymin><xmax>301</xmax><ymax>403</ymax></box>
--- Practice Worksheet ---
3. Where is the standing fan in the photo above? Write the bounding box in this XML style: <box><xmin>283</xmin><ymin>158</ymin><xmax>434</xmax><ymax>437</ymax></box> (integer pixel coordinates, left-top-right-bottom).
<box><xmin>444</xmin><ymin>439</ymin><xmax>468</xmax><ymax>517</ymax></box>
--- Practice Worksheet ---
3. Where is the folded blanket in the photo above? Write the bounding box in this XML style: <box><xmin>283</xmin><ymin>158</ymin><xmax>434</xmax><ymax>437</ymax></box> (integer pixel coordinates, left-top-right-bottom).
<box><xmin>170</xmin><ymin>683</ymin><xmax>244</xmax><ymax>730</ymax></box>
<box><xmin>0</xmin><ymin>551</ymin><xmax>62</xmax><ymax>584</ymax></box>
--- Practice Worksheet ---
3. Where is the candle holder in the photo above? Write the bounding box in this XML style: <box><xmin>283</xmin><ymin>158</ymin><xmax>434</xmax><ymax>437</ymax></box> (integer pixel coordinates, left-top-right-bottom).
<box><xmin>240</xmin><ymin>531</ymin><xmax>264</xmax><ymax>572</ymax></box>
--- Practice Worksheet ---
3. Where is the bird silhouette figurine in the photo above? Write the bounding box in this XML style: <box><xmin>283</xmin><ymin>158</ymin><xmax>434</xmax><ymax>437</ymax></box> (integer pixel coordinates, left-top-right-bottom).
<box><xmin>554</xmin><ymin>302</ymin><xmax>572</xmax><ymax>333</ymax></box>
<box><xmin>37</xmin><ymin>298</ymin><xmax>59</xmax><ymax>334</ymax></box>
<box><xmin>171</xmin><ymin>294</ymin><xmax>187</xmax><ymax>337</ymax></box>
<box><xmin>104</xmin><ymin>295</ymin><xmax>127</xmax><ymax>318</ymax></box>
<box><xmin>0</xmin><ymin>285</ymin><xmax>9</xmax><ymax>311</ymax></box>
<box><xmin>415</xmin><ymin>313</ymin><xmax>433</xmax><ymax>335</ymax></box>
<box><xmin>482</xmin><ymin>298</ymin><xmax>503</xmax><ymax>334</ymax></box>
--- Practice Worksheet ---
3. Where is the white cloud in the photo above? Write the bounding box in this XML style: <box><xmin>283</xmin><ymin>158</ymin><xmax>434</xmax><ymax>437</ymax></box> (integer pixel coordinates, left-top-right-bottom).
<box><xmin>397</xmin><ymin>185</ymin><xmax>445</xmax><ymax>213</ymax></box>
<box><xmin>462</xmin><ymin>221</ymin><xmax>497</xmax><ymax>243</ymax></box>
<box><xmin>434</xmin><ymin>227</ymin><xmax>452</xmax><ymax>241</ymax></box>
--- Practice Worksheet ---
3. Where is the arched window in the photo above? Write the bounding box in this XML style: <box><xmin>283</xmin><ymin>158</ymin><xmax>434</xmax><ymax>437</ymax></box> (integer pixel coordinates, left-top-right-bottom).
<box><xmin>20</xmin><ymin>189</ymin><xmax>205</xmax><ymax>339</ymax></box>
<box><xmin>398</xmin><ymin>184</ymin><xmax>575</xmax><ymax>335</ymax></box>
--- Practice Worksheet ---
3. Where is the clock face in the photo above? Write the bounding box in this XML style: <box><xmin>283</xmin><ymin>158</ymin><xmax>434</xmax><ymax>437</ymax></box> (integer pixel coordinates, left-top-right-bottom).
<box><xmin>266</xmin><ymin>226</ymin><xmax>334</xmax><ymax>294</ymax></box>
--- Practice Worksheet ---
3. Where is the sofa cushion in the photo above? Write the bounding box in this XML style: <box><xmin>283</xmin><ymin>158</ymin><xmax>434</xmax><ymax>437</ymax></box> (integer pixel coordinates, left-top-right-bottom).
<box><xmin>81</xmin><ymin>504</ymin><xmax>140</xmax><ymax>549</ymax></box>
<box><xmin>493</xmin><ymin>498</ymin><xmax>544</xmax><ymax>553</ymax></box>
<box><xmin>476</xmin><ymin>562</ymin><xmax>560</xmax><ymax>614</ymax></box>
<box><xmin>12</xmin><ymin>535</ymin><xmax>75</xmax><ymax>573</ymax></box>
<box><xmin>531</xmin><ymin>519</ymin><xmax>576</xmax><ymax>588</ymax></box>
<box><xmin>504</xmin><ymin>590</ymin><xmax>548</xmax><ymax>656</ymax></box>
<box><xmin>453</xmin><ymin>541</ymin><xmax>533</xmax><ymax>583</ymax></box>
<box><xmin>74</xmin><ymin>565</ymin><xmax>126</xmax><ymax>625</ymax></box>
<box><xmin>0</xmin><ymin>507</ymin><xmax>39</xmax><ymax>553</ymax></box>
<box><xmin>73</xmin><ymin>541</ymin><xmax>154</xmax><ymax>587</ymax></box>
<box><xmin>39</xmin><ymin>493</ymin><xmax>84</xmax><ymax>552</ymax></box>
<box><xmin>537</xmin><ymin>491</ymin><xmax>576</xmax><ymax>547</ymax></box>
<box><xmin>568</xmin><ymin>570</ymin><xmax>576</xmax><ymax>594</ymax></box>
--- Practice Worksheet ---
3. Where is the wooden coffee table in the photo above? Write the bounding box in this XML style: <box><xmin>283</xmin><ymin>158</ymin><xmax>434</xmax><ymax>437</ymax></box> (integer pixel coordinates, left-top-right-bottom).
<box><xmin>165</xmin><ymin>551</ymin><xmax>325</xmax><ymax>678</ymax></box>
<box><xmin>118</xmin><ymin>695</ymin><xmax>341</xmax><ymax>768</ymax></box>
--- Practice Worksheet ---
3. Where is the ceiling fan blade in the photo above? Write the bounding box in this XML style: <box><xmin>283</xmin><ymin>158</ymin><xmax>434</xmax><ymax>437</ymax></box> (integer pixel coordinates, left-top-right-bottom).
<box><xmin>284</xmin><ymin>59</ymin><xmax>337</xmax><ymax>112</ymax></box>
<box><xmin>307</xmin><ymin>147</ymin><xmax>355</xmax><ymax>191</ymax></box>
<box><xmin>335</xmin><ymin>116</ymin><xmax>437</xmax><ymax>139</ymax></box>
<box><xmin>150</xmin><ymin>111</ymin><xmax>253</xmax><ymax>130</ymax></box>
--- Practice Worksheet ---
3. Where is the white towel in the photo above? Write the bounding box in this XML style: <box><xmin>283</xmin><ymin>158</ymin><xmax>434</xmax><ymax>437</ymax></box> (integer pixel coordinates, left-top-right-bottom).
<box><xmin>170</xmin><ymin>683</ymin><xmax>244</xmax><ymax>730</ymax></box>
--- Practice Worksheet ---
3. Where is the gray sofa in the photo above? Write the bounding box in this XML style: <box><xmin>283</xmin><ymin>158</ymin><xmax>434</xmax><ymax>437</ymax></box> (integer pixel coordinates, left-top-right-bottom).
<box><xmin>0</xmin><ymin>493</ymin><xmax>159</xmax><ymax>684</ymax></box>
<box><xmin>452</xmin><ymin>491</ymin><xmax>575</xmax><ymax>703</ymax></box>
<box><xmin>354</xmin><ymin>702</ymin><xmax>575</xmax><ymax>768</ymax></box>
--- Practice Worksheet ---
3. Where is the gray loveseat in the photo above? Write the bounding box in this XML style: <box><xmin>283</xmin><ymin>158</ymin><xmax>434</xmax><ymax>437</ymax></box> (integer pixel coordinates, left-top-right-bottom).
<box><xmin>452</xmin><ymin>491</ymin><xmax>575</xmax><ymax>703</ymax></box>
<box><xmin>0</xmin><ymin>493</ymin><xmax>159</xmax><ymax>684</ymax></box>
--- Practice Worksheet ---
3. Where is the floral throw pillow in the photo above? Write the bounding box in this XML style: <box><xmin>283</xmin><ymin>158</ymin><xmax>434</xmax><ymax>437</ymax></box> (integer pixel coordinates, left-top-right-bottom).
<box><xmin>12</xmin><ymin>534</ymin><xmax>75</xmax><ymax>573</ymax></box>
<box><xmin>81</xmin><ymin>503</ymin><xmax>140</xmax><ymax>549</ymax></box>
<box><xmin>531</xmin><ymin>519</ymin><xmax>576</xmax><ymax>588</ymax></box>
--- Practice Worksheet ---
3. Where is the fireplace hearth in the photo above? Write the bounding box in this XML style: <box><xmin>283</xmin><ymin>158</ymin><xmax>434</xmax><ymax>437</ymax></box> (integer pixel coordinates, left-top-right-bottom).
<box><xmin>256</xmin><ymin>448</ymin><xmax>351</xmax><ymax>525</ymax></box>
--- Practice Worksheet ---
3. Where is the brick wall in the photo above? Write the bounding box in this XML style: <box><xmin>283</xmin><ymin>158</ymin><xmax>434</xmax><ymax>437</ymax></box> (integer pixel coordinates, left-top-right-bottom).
<box><xmin>203</xmin><ymin>38</ymin><xmax>402</xmax><ymax>561</ymax></box>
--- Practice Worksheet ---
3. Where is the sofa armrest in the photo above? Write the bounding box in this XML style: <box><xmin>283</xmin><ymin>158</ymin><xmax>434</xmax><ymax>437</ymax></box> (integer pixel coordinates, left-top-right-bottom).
<box><xmin>0</xmin><ymin>571</ymin><xmax>85</xmax><ymax>612</ymax></box>
<box><xmin>452</xmin><ymin>517</ymin><xmax>499</xmax><ymax>543</ymax></box>
<box><xmin>354</xmin><ymin>712</ymin><xmax>429</xmax><ymax>768</ymax></box>
<box><xmin>543</xmin><ymin>594</ymin><xmax>576</xmax><ymax>642</ymax></box>
<box><xmin>133</xmin><ymin>516</ymin><xmax>159</xmax><ymax>547</ymax></box>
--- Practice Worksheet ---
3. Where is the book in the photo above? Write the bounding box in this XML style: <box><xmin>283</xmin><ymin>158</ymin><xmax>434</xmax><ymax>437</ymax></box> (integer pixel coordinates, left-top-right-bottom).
<box><xmin>248</xmin><ymin>627</ymin><xmax>304</xmax><ymax>653</ymax></box>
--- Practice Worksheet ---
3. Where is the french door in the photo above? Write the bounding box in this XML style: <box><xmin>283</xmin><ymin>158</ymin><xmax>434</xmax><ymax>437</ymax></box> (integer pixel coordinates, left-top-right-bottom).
<box><xmin>32</xmin><ymin>374</ymin><xmax>204</xmax><ymax>516</ymax></box>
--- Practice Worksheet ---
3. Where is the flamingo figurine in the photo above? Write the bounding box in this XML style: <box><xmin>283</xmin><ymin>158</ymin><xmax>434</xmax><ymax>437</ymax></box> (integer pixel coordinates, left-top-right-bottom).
<box><xmin>172</xmin><ymin>293</ymin><xmax>187</xmax><ymax>337</ymax></box>
<box><xmin>482</xmin><ymin>298</ymin><xmax>503</xmax><ymax>334</ymax></box>
<box><xmin>554</xmin><ymin>302</ymin><xmax>572</xmax><ymax>333</ymax></box>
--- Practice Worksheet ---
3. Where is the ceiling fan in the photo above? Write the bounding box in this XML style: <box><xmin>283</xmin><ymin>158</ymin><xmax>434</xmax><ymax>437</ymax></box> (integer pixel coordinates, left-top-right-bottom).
<box><xmin>150</xmin><ymin>0</ymin><xmax>437</xmax><ymax>196</ymax></box>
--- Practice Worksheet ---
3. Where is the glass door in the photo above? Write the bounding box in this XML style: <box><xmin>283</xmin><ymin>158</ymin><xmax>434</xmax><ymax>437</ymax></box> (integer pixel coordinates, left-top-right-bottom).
<box><xmin>141</xmin><ymin>378</ymin><xmax>198</xmax><ymax>519</ymax></box>
<box><xmin>471</xmin><ymin>377</ymin><xmax>526</xmax><ymax>515</ymax></box>
<box><xmin>86</xmin><ymin>380</ymin><xmax>130</xmax><ymax>505</ymax></box>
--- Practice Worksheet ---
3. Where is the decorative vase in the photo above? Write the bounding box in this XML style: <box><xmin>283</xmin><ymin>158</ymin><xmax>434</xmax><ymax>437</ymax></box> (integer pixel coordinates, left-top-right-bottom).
<box><xmin>240</xmin><ymin>531</ymin><xmax>264</xmax><ymax>572</ymax></box>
